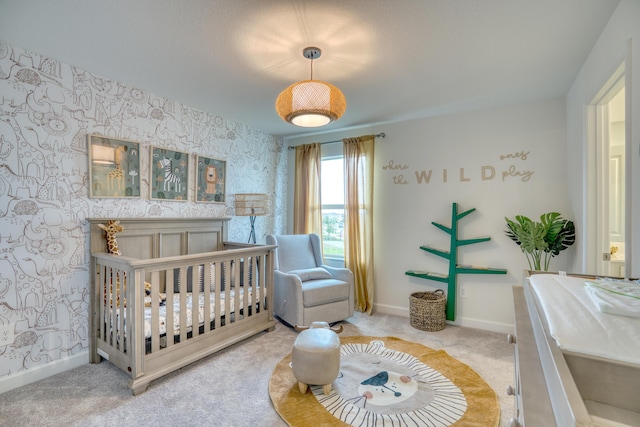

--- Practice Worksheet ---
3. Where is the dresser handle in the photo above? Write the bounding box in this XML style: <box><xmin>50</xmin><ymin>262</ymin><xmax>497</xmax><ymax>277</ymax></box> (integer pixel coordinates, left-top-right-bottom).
<box><xmin>508</xmin><ymin>418</ymin><xmax>521</xmax><ymax>427</ymax></box>
<box><xmin>507</xmin><ymin>334</ymin><xmax>516</xmax><ymax>344</ymax></box>
<box><xmin>506</xmin><ymin>385</ymin><xmax>515</xmax><ymax>395</ymax></box>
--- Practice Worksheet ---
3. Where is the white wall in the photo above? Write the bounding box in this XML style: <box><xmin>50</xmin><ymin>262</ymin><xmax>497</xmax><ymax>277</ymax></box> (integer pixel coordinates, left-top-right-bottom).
<box><xmin>566</xmin><ymin>0</ymin><xmax>640</xmax><ymax>277</ymax></box>
<box><xmin>286</xmin><ymin>98</ymin><xmax>569</xmax><ymax>333</ymax></box>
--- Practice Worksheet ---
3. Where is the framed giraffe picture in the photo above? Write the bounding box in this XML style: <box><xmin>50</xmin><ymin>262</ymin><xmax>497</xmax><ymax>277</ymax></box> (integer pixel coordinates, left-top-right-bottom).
<box><xmin>196</xmin><ymin>155</ymin><xmax>226</xmax><ymax>203</ymax></box>
<box><xmin>150</xmin><ymin>146</ymin><xmax>189</xmax><ymax>201</ymax></box>
<box><xmin>88</xmin><ymin>134</ymin><xmax>141</xmax><ymax>198</ymax></box>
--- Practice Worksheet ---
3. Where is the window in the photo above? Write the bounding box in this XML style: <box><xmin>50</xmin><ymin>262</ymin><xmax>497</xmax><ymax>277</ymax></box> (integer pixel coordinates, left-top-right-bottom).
<box><xmin>321</xmin><ymin>157</ymin><xmax>344</xmax><ymax>259</ymax></box>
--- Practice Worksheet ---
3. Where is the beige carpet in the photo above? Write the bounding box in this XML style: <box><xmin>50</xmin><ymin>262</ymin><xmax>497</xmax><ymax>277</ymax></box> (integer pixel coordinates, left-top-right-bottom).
<box><xmin>269</xmin><ymin>336</ymin><xmax>499</xmax><ymax>427</ymax></box>
<box><xmin>0</xmin><ymin>311</ymin><xmax>514</xmax><ymax>426</ymax></box>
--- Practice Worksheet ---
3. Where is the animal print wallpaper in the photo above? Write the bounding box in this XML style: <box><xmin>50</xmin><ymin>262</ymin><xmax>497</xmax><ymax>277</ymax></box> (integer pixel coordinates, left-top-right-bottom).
<box><xmin>0</xmin><ymin>42</ymin><xmax>287</xmax><ymax>389</ymax></box>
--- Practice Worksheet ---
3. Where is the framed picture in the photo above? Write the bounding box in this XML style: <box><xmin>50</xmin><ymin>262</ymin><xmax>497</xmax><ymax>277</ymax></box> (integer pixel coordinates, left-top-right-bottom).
<box><xmin>196</xmin><ymin>155</ymin><xmax>226</xmax><ymax>203</ymax></box>
<box><xmin>150</xmin><ymin>146</ymin><xmax>189</xmax><ymax>201</ymax></box>
<box><xmin>88</xmin><ymin>134</ymin><xmax>141</xmax><ymax>198</ymax></box>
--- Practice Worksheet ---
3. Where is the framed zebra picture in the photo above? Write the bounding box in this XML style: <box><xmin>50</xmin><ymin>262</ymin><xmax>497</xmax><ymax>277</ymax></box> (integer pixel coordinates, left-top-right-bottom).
<box><xmin>150</xmin><ymin>146</ymin><xmax>189</xmax><ymax>201</ymax></box>
<box><xmin>88</xmin><ymin>134</ymin><xmax>141</xmax><ymax>198</ymax></box>
<box><xmin>196</xmin><ymin>155</ymin><xmax>226</xmax><ymax>203</ymax></box>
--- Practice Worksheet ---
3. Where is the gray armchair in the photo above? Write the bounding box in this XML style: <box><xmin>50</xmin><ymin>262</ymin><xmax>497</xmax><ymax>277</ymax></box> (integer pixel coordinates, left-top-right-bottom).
<box><xmin>266</xmin><ymin>234</ymin><xmax>354</xmax><ymax>327</ymax></box>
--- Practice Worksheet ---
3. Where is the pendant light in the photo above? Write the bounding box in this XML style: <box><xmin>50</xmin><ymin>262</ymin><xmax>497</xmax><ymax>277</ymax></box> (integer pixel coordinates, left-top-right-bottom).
<box><xmin>275</xmin><ymin>47</ymin><xmax>346</xmax><ymax>127</ymax></box>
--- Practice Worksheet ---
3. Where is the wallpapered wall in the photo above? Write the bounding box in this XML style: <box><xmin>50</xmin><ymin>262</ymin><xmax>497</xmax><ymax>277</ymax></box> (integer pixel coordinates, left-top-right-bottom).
<box><xmin>0</xmin><ymin>42</ymin><xmax>287</xmax><ymax>388</ymax></box>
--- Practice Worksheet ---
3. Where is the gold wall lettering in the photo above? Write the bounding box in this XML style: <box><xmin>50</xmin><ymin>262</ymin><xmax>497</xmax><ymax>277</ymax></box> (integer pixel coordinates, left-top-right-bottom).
<box><xmin>502</xmin><ymin>165</ymin><xmax>534</xmax><ymax>182</ymax></box>
<box><xmin>382</xmin><ymin>153</ymin><xmax>534</xmax><ymax>184</ymax></box>
<box><xmin>500</xmin><ymin>151</ymin><xmax>529</xmax><ymax>161</ymax></box>
<box><xmin>414</xmin><ymin>170</ymin><xmax>430</xmax><ymax>183</ymax></box>
<box><xmin>393</xmin><ymin>175</ymin><xmax>409</xmax><ymax>184</ymax></box>
<box><xmin>482</xmin><ymin>166</ymin><xmax>495</xmax><ymax>180</ymax></box>
<box><xmin>382</xmin><ymin>160</ymin><xmax>409</xmax><ymax>170</ymax></box>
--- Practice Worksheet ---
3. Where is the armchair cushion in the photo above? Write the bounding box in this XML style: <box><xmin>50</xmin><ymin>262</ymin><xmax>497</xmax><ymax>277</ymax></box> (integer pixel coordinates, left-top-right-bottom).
<box><xmin>302</xmin><ymin>279</ymin><xmax>351</xmax><ymax>307</ymax></box>
<box><xmin>289</xmin><ymin>267</ymin><xmax>333</xmax><ymax>281</ymax></box>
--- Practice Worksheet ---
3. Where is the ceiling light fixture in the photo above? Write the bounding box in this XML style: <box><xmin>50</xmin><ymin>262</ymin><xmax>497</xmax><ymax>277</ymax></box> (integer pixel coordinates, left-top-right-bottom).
<box><xmin>275</xmin><ymin>47</ymin><xmax>346</xmax><ymax>127</ymax></box>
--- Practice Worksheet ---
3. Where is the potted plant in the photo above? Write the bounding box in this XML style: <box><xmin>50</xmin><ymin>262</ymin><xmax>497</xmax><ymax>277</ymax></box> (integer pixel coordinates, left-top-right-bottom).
<box><xmin>504</xmin><ymin>212</ymin><xmax>576</xmax><ymax>271</ymax></box>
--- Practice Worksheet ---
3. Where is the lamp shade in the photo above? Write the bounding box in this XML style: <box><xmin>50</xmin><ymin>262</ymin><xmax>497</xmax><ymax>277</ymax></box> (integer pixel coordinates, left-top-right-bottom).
<box><xmin>275</xmin><ymin>79</ymin><xmax>346</xmax><ymax>127</ymax></box>
<box><xmin>235</xmin><ymin>193</ymin><xmax>269</xmax><ymax>216</ymax></box>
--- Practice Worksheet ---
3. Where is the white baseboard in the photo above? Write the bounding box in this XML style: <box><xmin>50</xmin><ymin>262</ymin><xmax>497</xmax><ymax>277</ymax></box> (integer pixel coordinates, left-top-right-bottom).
<box><xmin>0</xmin><ymin>351</ymin><xmax>88</xmax><ymax>395</ymax></box>
<box><xmin>373</xmin><ymin>302</ymin><xmax>408</xmax><ymax>317</ymax></box>
<box><xmin>373</xmin><ymin>303</ymin><xmax>513</xmax><ymax>334</ymax></box>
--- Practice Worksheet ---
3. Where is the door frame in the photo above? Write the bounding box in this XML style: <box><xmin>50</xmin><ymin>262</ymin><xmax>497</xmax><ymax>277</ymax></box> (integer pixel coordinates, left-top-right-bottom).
<box><xmin>587</xmin><ymin>62</ymin><xmax>625</xmax><ymax>276</ymax></box>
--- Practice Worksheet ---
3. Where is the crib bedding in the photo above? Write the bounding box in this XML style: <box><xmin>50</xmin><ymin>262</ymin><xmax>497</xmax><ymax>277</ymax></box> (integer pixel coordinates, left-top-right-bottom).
<box><xmin>111</xmin><ymin>288</ymin><xmax>261</xmax><ymax>338</ymax></box>
<box><xmin>529</xmin><ymin>274</ymin><xmax>640</xmax><ymax>366</ymax></box>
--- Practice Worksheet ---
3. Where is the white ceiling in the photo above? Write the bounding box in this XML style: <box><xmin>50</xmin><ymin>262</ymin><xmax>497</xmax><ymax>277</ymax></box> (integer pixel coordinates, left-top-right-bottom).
<box><xmin>0</xmin><ymin>0</ymin><xmax>620</xmax><ymax>139</ymax></box>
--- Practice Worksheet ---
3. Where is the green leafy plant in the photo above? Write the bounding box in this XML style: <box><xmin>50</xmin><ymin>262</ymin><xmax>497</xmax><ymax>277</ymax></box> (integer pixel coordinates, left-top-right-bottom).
<box><xmin>504</xmin><ymin>212</ymin><xmax>576</xmax><ymax>271</ymax></box>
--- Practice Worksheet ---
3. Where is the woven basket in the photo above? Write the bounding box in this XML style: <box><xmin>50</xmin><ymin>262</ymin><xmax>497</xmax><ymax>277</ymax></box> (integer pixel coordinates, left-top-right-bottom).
<box><xmin>409</xmin><ymin>290</ymin><xmax>446</xmax><ymax>332</ymax></box>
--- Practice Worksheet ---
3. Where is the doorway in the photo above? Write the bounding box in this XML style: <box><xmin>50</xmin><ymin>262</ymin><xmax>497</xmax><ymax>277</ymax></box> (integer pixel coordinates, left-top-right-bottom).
<box><xmin>592</xmin><ymin>66</ymin><xmax>626</xmax><ymax>276</ymax></box>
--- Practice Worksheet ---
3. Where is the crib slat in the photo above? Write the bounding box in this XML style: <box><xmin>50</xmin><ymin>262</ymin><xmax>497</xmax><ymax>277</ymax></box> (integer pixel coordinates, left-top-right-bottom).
<box><xmin>105</xmin><ymin>265</ymin><xmax>112</xmax><ymax>344</ymax></box>
<box><xmin>241</xmin><ymin>258</ymin><xmax>247</xmax><ymax>318</ymax></box>
<box><xmin>191</xmin><ymin>264</ymin><xmax>199</xmax><ymax>338</ymax></box>
<box><xmin>110</xmin><ymin>267</ymin><xmax>118</xmax><ymax>349</ymax></box>
<box><xmin>242</xmin><ymin>257</ymin><xmax>250</xmax><ymax>319</ymax></box>
<box><xmin>214</xmin><ymin>261</ymin><xmax>222</xmax><ymax>328</ymax></box>
<box><xmin>132</xmin><ymin>267</ymin><xmax>146</xmax><ymax>378</ymax></box>
<box><xmin>99</xmin><ymin>264</ymin><xmax>106</xmax><ymax>342</ymax></box>
<box><xmin>117</xmin><ymin>269</ymin><xmax>122</xmax><ymax>348</ymax></box>
<box><xmin>203</xmin><ymin>263</ymin><xmax>211</xmax><ymax>332</ymax></box>
<box><xmin>165</xmin><ymin>270</ymin><xmax>174</xmax><ymax>349</ymax></box>
<box><xmin>266</xmin><ymin>251</ymin><xmax>274</xmax><ymax>315</ymax></box>
<box><xmin>150</xmin><ymin>270</ymin><xmax>160</xmax><ymax>353</ymax></box>
<box><xmin>233</xmin><ymin>260</ymin><xmax>240</xmax><ymax>323</ymax></box>
<box><xmin>179</xmin><ymin>266</ymin><xmax>188</xmax><ymax>343</ymax></box>
<box><xmin>250</xmin><ymin>255</ymin><xmax>258</xmax><ymax>313</ymax></box>
<box><xmin>224</xmin><ymin>261</ymin><xmax>231</xmax><ymax>325</ymax></box>
<box><xmin>259</xmin><ymin>255</ymin><xmax>265</xmax><ymax>311</ymax></box>
<box><xmin>118</xmin><ymin>270</ymin><xmax>126</xmax><ymax>353</ymax></box>
<box><xmin>252</xmin><ymin>256</ymin><xmax>258</xmax><ymax>312</ymax></box>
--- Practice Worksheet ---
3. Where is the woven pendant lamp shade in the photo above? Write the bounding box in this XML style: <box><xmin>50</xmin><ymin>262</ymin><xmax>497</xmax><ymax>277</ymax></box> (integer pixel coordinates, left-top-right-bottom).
<box><xmin>275</xmin><ymin>79</ymin><xmax>346</xmax><ymax>127</ymax></box>
<box><xmin>275</xmin><ymin>47</ymin><xmax>346</xmax><ymax>127</ymax></box>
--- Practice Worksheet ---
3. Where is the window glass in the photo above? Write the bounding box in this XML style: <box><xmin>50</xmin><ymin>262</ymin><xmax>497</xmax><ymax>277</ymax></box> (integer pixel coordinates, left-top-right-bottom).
<box><xmin>321</xmin><ymin>157</ymin><xmax>344</xmax><ymax>258</ymax></box>
<box><xmin>321</xmin><ymin>158</ymin><xmax>344</xmax><ymax>204</ymax></box>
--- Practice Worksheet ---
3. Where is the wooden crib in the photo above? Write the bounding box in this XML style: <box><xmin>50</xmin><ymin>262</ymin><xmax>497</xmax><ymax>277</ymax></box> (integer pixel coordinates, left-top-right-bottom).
<box><xmin>88</xmin><ymin>218</ymin><xmax>276</xmax><ymax>395</ymax></box>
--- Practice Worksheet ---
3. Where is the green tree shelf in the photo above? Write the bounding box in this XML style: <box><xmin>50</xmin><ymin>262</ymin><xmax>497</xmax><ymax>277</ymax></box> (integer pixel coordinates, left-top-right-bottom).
<box><xmin>405</xmin><ymin>202</ymin><xmax>507</xmax><ymax>321</ymax></box>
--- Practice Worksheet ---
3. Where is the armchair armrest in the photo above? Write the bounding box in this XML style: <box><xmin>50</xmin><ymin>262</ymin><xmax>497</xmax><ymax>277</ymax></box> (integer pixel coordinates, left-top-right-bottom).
<box><xmin>321</xmin><ymin>265</ymin><xmax>355</xmax><ymax>318</ymax></box>
<box><xmin>273</xmin><ymin>270</ymin><xmax>304</xmax><ymax>290</ymax></box>
<box><xmin>273</xmin><ymin>270</ymin><xmax>305</xmax><ymax>325</ymax></box>
<box><xmin>321</xmin><ymin>265</ymin><xmax>354</xmax><ymax>283</ymax></box>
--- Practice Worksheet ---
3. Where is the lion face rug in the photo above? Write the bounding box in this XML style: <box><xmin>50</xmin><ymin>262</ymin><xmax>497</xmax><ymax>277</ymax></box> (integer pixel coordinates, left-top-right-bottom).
<box><xmin>269</xmin><ymin>336</ymin><xmax>499</xmax><ymax>427</ymax></box>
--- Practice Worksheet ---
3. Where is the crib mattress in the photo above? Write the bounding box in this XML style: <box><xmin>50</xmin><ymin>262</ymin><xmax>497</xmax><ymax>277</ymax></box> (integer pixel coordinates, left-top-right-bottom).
<box><xmin>529</xmin><ymin>274</ymin><xmax>640</xmax><ymax>366</ymax></box>
<box><xmin>112</xmin><ymin>288</ymin><xmax>260</xmax><ymax>339</ymax></box>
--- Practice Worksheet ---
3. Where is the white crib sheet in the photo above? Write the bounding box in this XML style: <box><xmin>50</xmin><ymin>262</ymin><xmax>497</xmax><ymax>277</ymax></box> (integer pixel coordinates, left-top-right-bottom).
<box><xmin>529</xmin><ymin>274</ymin><xmax>640</xmax><ymax>366</ymax></box>
<box><xmin>111</xmin><ymin>288</ymin><xmax>260</xmax><ymax>339</ymax></box>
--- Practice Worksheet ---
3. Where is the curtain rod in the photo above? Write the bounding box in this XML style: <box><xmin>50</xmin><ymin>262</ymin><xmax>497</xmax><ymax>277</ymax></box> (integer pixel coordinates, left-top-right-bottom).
<box><xmin>287</xmin><ymin>132</ymin><xmax>385</xmax><ymax>151</ymax></box>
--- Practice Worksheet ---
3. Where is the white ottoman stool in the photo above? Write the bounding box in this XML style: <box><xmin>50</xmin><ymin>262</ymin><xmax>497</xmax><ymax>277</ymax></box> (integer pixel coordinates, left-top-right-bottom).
<box><xmin>292</xmin><ymin>321</ymin><xmax>341</xmax><ymax>395</ymax></box>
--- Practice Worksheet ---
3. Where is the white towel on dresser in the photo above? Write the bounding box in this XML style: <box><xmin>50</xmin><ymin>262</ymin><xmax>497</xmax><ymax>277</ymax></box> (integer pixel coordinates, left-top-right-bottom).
<box><xmin>584</xmin><ymin>279</ymin><xmax>640</xmax><ymax>318</ymax></box>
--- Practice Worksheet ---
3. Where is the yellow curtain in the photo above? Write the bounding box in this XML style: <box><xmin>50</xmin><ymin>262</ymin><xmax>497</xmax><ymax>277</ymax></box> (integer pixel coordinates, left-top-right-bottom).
<box><xmin>343</xmin><ymin>135</ymin><xmax>375</xmax><ymax>314</ymax></box>
<box><xmin>293</xmin><ymin>143</ymin><xmax>322</xmax><ymax>235</ymax></box>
